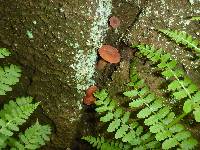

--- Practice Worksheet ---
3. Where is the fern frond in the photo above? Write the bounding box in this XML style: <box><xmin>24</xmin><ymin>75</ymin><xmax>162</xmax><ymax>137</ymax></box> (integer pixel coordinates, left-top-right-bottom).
<box><xmin>159</xmin><ymin>29</ymin><xmax>200</xmax><ymax>53</ymax></box>
<box><xmin>190</xmin><ymin>16</ymin><xmax>200</xmax><ymax>21</ymax></box>
<box><xmin>94</xmin><ymin>90</ymin><xmax>160</xmax><ymax>148</ymax></box>
<box><xmin>124</xmin><ymin>64</ymin><xmax>198</xmax><ymax>149</ymax></box>
<box><xmin>0</xmin><ymin>64</ymin><xmax>21</xmax><ymax>95</ymax></box>
<box><xmin>136</xmin><ymin>44</ymin><xmax>200</xmax><ymax>122</ymax></box>
<box><xmin>7</xmin><ymin>121</ymin><xmax>51</xmax><ymax>150</ymax></box>
<box><xmin>0</xmin><ymin>48</ymin><xmax>11</xmax><ymax>58</ymax></box>
<box><xmin>0</xmin><ymin>97</ymin><xmax>39</xmax><ymax>148</ymax></box>
<box><xmin>82</xmin><ymin>136</ymin><xmax>131</xmax><ymax>150</ymax></box>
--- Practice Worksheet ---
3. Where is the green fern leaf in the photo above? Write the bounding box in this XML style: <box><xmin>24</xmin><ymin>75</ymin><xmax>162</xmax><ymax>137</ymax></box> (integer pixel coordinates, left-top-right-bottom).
<box><xmin>168</xmin><ymin>80</ymin><xmax>181</xmax><ymax>91</ymax></box>
<box><xmin>137</xmin><ymin>107</ymin><xmax>152</xmax><ymax>118</ymax></box>
<box><xmin>0</xmin><ymin>48</ymin><xmax>11</xmax><ymax>58</ymax></box>
<box><xmin>121</xmin><ymin>112</ymin><xmax>130</xmax><ymax>124</ymax></box>
<box><xmin>21</xmin><ymin>121</ymin><xmax>50</xmax><ymax>149</ymax></box>
<box><xmin>173</xmin><ymin>90</ymin><xmax>188</xmax><ymax>100</ymax></box>
<box><xmin>162</xmin><ymin>137</ymin><xmax>178</xmax><ymax>149</ymax></box>
<box><xmin>190</xmin><ymin>16</ymin><xmax>200</xmax><ymax>21</ymax></box>
<box><xmin>169</xmin><ymin>124</ymin><xmax>184</xmax><ymax>133</ymax></box>
<box><xmin>94</xmin><ymin>89</ymin><xmax>108</xmax><ymax>103</ymax></box>
<box><xmin>180</xmin><ymin>138</ymin><xmax>198</xmax><ymax>150</ymax></box>
<box><xmin>174</xmin><ymin>130</ymin><xmax>191</xmax><ymax>141</ymax></box>
<box><xmin>122</xmin><ymin>130</ymin><xmax>136</xmax><ymax>143</ymax></box>
<box><xmin>123</xmin><ymin>90</ymin><xmax>138</xmax><ymax>97</ymax></box>
<box><xmin>115</xmin><ymin>124</ymin><xmax>129</xmax><ymax>139</ymax></box>
<box><xmin>113</xmin><ymin>108</ymin><xmax>123</xmax><ymax>119</ymax></box>
<box><xmin>107</xmin><ymin>119</ymin><xmax>121</xmax><ymax>133</ymax></box>
<box><xmin>100</xmin><ymin>112</ymin><xmax>114</xmax><ymax>123</ymax></box>
<box><xmin>0</xmin><ymin>97</ymin><xmax>39</xmax><ymax>148</ymax></box>
<box><xmin>162</xmin><ymin>112</ymin><xmax>175</xmax><ymax>125</ymax></box>
<box><xmin>192</xmin><ymin>91</ymin><xmax>200</xmax><ymax>103</ymax></box>
<box><xmin>129</xmin><ymin>98</ymin><xmax>144</xmax><ymax>108</ymax></box>
<box><xmin>155</xmin><ymin>130</ymin><xmax>171</xmax><ymax>141</ymax></box>
<box><xmin>150</xmin><ymin>123</ymin><xmax>165</xmax><ymax>133</ymax></box>
<box><xmin>82</xmin><ymin>136</ymin><xmax>125</xmax><ymax>150</ymax></box>
<box><xmin>161</xmin><ymin>69</ymin><xmax>174</xmax><ymax>78</ymax></box>
<box><xmin>0</xmin><ymin>65</ymin><xmax>21</xmax><ymax>95</ymax></box>
<box><xmin>159</xmin><ymin>29</ymin><xmax>200</xmax><ymax>53</ymax></box>
<box><xmin>193</xmin><ymin>107</ymin><xmax>200</xmax><ymax>122</ymax></box>
<box><xmin>183</xmin><ymin>100</ymin><xmax>193</xmax><ymax>113</ymax></box>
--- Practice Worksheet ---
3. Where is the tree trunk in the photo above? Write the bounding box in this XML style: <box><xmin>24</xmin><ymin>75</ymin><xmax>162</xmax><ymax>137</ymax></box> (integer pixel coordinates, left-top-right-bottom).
<box><xmin>0</xmin><ymin>0</ymin><xmax>113</xmax><ymax>148</ymax></box>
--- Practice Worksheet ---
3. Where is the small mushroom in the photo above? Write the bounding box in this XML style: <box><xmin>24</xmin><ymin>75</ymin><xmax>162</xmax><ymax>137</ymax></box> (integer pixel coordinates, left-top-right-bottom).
<box><xmin>86</xmin><ymin>85</ymin><xmax>98</xmax><ymax>96</ymax></box>
<box><xmin>83</xmin><ymin>85</ymin><xmax>98</xmax><ymax>105</ymax></box>
<box><xmin>109</xmin><ymin>16</ymin><xmax>120</xmax><ymax>29</ymax></box>
<box><xmin>98</xmin><ymin>45</ymin><xmax>120</xmax><ymax>64</ymax></box>
<box><xmin>83</xmin><ymin>95</ymin><xmax>96</xmax><ymax>105</ymax></box>
<box><xmin>96</xmin><ymin>59</ymin><xmax>108</xmax><ymax>71</ymax></box>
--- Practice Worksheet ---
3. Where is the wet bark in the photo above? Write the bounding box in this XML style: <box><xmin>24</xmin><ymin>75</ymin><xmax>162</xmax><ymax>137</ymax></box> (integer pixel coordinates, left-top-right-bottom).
<box><xmin>0</xmin><ymin>0</ymin><xmax>143</xmax><ymax>149</ymax></box>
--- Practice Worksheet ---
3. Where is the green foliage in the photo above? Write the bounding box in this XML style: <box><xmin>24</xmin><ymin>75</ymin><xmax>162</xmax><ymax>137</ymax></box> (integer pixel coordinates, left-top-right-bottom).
<box><xmin>0</xmin><ymin>48</ymin><xmax>21</xmax><ymax>95</ymax></box>
<box><xmin>0</xmin><ymin>48</ymin><xmax>51</xmax><ymax>149</ymax></box>
<box><xmin>82</xmin><ymin>136</ymin><xmax>131</xmax><ymax>150</ymax></box>
<box><xmin>0</xmin><ymin>48</ymin><xmax>11</xmax><ymax>58</ymax></box>
<box><xmin>83</xmin><ymin>30</ymin><xmax>200</xmax><ymax>149</ymax></box>
<box><xmin>124</xmin><ymin>65</ymin><xmax>198</xmax><ymax>149</ymax></box>
<box><xmin>190</xmin><ymin>16</ymin><xmax>200</xmax><ymax>21</ymax></box>
<box><xmin>0</xmin><ymin>97</ymin><xmax>40</xmax><ymax>149</ymax></box>
<box><xmin>7</xmin><ymin>121</ymin><xmax>51</xmax><ymax>150</ymax></box>
<box><xmin>0</xmin><ymin>65</ymin><xmax>21</xmax><ymax>95</ymax></box>
<box><xmin>159</xmin><ymin>29</ymin><xmax>200</xmax><ymax>54</ymax></box>
<box><xmin>136</xmin><ymin>44</ymin><xmax>200</xmax><ymax>122</ymax></box>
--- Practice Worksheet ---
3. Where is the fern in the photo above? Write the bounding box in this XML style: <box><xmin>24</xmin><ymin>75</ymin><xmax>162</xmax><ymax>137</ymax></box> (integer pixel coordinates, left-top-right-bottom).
<box><xmin>93</xmin><ymin>90</ymin><xmax>161</xmax><ymax>149</ymax></box>
<box><xmin>7</xmin><ymin>121</ymin><xmax>51</xmax><ymax>150</ymax></box>
<box><xmin>82</xmin><ymin>136</ymin><xmax>131</xmax><ymax>150</ymax></box>
<box><xmin>124</xmin><ymin>64</ymin><xmax>198</xmax><ymax>149</ymax></box>
<box><xmin>190</xmin><ymin>16</ymin><xmax>200</xmax><ymax>21</ymax></box>
<box><xmin>159</xmin><ymin>29</ymin><xmax>200</xmax><ymax>54</ymax></box>
<box><xmin>135</xmin><ymin>44</ymin><xmax>200</xmax><ymax>122</ymax></box>
<box><xmin>0</xmin><ymin>65</ymin><xmax>21</xmax><ymax>95</ymax></box>
<box><xmin>0</xmin><ymin>48</ymin><xmax>21</xmax><ymax>95</ymax></box>
<box><xmin>0</xmin><ymin>97</ymin><xmax>39</xmax><ymax>148</ymax></box>
<box><xmin>0</xmin><ymin>48</ymin><xmax>51</xmax><ymax>149</ymax></box>
<box><xmin>0</xmin><ymin>48</ymin><xmax>11</xmax><ymax>58</ymax></box>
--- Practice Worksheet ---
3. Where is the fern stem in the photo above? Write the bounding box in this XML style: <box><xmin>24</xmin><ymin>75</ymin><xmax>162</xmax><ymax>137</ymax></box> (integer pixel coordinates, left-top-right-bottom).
<box><xmin>168</xmin><ymin>67</ymin><xmax>192</xmax><ymax>99</ymax></box>
<box><xmin>166</xmin><ymin>112</ymin><xmax>188</xmax><ymax>128</ymax></box>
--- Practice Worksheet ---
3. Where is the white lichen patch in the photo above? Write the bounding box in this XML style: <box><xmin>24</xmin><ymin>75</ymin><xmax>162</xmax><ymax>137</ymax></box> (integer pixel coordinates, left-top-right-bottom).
<box><xmin>69</xmin><ymin>0</ymin><xmax>112</xmax><ymax>93</ymax></box>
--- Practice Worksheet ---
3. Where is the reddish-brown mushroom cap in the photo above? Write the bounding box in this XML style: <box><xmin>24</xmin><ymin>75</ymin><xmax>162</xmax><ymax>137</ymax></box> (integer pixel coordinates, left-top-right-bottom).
<box><xmin>109</xmin><ymin>16</ymin><xmax>120</xmax><ymax>29</ymax></box>
<box><xmin>98</xmin><ymin>45</ymin><xmax>120</xmax><ymax>64</ymax></box>
<box><xmin>86</xmin><ymin>85</ymin><xmax>98</xmax><ymax>96</ymax></box>
<box><xmin>83</xmin><ymin>85</ymin><xmax>98</xmax><ymax>105</ymax></box>
<box><xmin>83</xmin><ymin>95</ymin><xmax>96</xmax><ymax>105</ymax></box>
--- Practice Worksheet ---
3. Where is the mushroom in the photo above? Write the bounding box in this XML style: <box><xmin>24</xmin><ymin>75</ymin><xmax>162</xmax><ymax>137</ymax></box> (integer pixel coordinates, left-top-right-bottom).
<box><xmin>96</xmin><ymin>59</ymin><xmax>108</xmax><ymax>71</ymax></box>
<box><xmin>86</xmin><ymin>85</ymin><xmax>98</xmax><ymax>96</ymax></box>
<box><xmin>83</xmin><ymin>95</ymin><xmax>96</xmax><ymax>105</ymax></box>
<box><xmin>98</xmin><ymin>45</ymin><xmax>120</xmax><ymax>64</ymax></box>
<box><xmin>83</xmin><ymin>85</ymin><xmax>98</xmax><ymax>105</ymax></box>
<box><xmin>109</xmin><ymin>16</ymin><xmax>120</xmax><ymax>29</ymax></box>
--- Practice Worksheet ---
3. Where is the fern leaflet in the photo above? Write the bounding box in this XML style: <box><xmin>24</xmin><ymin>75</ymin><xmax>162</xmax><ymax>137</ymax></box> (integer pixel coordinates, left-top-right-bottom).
<box><xmin>0</xmin><ymin>48</ymin><xmax>11</xmax><ymax>58</ymax></box>
<box><xmin>136</xmin><ymin>44</ymin><xmax>200</xmax><ymax>122</ymax></box>
<box><xmin>159</xmin><ymin>29</ymin><xmax>200</xmax><ymax>54</ymax></box>
<box><xmin>7</xmin><ymin>121</ymin><xmax>51</xmax><ymax>150</ymax></box>
<box><xmin>124</xmin><ymin>63</ymin><xmax>198</xmax><ymax>149</ymax></box>
<box><xmin>0</xmin><ymin>64</ymin><xmax>21</xmax><ymax>95</ymax></box>
<box><xmin>0</xmin><ymin>97</ymin><xmax>39</xmax><ymax>148</ymax></box>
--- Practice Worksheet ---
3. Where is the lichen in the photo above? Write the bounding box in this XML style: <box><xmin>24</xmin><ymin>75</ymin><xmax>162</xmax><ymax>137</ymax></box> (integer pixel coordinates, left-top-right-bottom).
<box><xmin>69</xmin><ymin>0</ymin><xmax>112</xmax><ymax>93</ymax></box>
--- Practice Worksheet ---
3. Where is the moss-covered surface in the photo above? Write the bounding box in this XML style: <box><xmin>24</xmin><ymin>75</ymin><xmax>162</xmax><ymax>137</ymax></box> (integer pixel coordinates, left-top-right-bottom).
<box><xmin>0</xmin><ymin>0</ymin><xmax>200</xmax><ymax>149</ymax></box>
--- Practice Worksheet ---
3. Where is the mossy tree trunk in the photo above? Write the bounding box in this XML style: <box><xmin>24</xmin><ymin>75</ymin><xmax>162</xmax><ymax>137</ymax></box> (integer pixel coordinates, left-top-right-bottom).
<box><xmin>0</xmin><ymin>0</ymin><xmax>112</xmax><ymax>149</ymax></box>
